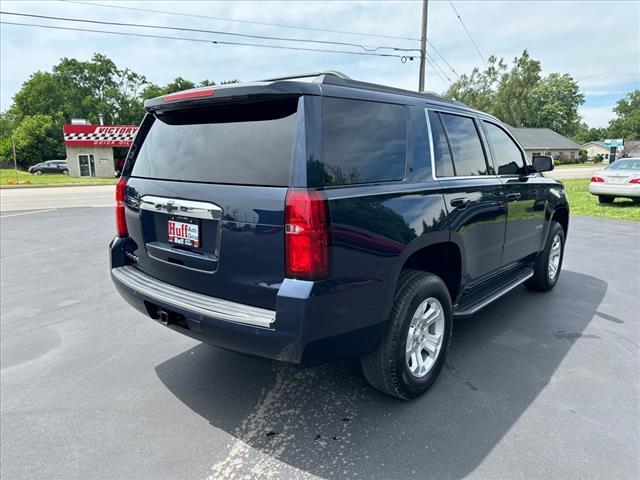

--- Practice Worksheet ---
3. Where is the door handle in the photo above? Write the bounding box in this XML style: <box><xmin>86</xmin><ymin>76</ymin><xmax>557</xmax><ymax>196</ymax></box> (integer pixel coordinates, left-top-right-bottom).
<box><xmin>506</xmin><ymin>193</ymin><xmax>521</xmax><ymax>202</ymax></box>
<box><xmin>450</xmin><ymin>197</ymin><xmax>470</xmax><ymax>209</ymax></box>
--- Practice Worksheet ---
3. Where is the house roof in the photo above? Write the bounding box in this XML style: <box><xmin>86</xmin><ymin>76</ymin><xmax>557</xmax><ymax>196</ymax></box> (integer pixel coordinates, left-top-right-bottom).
<box><xmin>580</xmin><ymin>141</ymin><xmax>606</xmax><ymax>148</ymax></box>
<box><xmin>506</xmin><ymin>126</ymin><xmax>580</xmax><ymax>150</ymax></box>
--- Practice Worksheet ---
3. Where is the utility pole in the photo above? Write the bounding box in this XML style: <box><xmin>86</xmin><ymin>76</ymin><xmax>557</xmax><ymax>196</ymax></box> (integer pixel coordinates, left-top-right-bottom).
<box><xmin>418</xmin><ymin>0</ymin><xmax>429</xmax><ymax>92</ymax></box>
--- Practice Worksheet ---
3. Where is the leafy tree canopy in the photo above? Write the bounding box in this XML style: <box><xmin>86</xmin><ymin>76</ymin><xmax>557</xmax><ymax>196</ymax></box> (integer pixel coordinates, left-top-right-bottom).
<box><xmin>444</xmin><ymin>50</ymin><xmax>584</xmax><ymax>137</ymax></box>
<box><xmin>1</xmin><ymin>53</ymin><xmax>238</xmax><ymax>165</ymax></box>
<box><xmin>607</xmin><ymin>90</ymin><xmax>640</xmax><ymax>140</ymax></box>
<box><xmin>573</xmin><ymin>90</ymin><xmax>640</xmax><ymax>144</ymax></box>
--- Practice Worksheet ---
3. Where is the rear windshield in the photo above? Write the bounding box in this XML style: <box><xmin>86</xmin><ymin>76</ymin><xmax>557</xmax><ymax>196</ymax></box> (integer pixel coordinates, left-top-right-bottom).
<box><xmin>130</xmin><ymin>99</ymin><xmax>298</xmax><ymax>186</ymax></box>
<box><xmin>606</xmin><ymin>159</ymin><xmax>640</xmax><ymax>170</ymax></box>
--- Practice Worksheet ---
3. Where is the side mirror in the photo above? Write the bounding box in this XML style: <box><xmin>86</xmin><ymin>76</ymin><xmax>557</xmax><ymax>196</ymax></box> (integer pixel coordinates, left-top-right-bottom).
<box><xmin>532</xmin><ymin>155</ymin><xmax>554</xmax><ymax>172</ymax></box>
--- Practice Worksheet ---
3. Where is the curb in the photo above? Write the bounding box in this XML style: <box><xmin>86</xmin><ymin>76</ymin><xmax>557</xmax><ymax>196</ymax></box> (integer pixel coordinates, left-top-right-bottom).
<box><xmin>1</xmin><ymin>182</ymin><xmax>116</xmax><ymax>190</ymax></box>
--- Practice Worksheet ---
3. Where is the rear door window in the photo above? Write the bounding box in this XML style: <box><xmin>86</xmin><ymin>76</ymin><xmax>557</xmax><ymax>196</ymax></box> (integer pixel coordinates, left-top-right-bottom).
<box><xmin>130</xmin><ymin>99</ymin><xmax>298</xmax><ymax>186</ymax></box>
<box><xmin>483</xmin><ymin>122</ymin><xmax>526</xmax><ymax>175</ymax></box>
<box><xmin>322</xmin><ymin>97</ymin><xmax>406</xmax><ymax>186</ymax></box>
<box><xmin>428</xmin><ymin>111</ymin><xmax>455</xmax><ymax>177</ymax></box>
<box><xmin>439</xmin><ymin>113</ymin><xmax>488</xmax><ymax>176</ymax></box>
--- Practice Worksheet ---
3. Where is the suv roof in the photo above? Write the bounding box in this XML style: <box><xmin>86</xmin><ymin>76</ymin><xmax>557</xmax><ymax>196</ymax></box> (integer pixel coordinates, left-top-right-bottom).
<box><xmin>144</xmin><ymin>71</ymin><xmax>487</xmax><ymax>117</ymax></box>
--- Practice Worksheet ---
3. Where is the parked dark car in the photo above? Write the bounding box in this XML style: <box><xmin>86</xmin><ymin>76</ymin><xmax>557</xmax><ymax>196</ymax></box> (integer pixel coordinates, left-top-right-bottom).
<box><xmin>110</xmin><ymin>72</ymin><xmax>569</xmax><ymax>399</ymax></box>
<box><xmin>28</xmin><ymin>160</ymin><xmax>69</xmax><ymax>175</ymax></box>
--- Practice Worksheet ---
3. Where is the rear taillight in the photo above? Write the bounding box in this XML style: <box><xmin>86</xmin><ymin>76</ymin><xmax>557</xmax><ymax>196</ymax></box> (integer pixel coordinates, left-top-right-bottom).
<box><xmin>115</xmin><ymin>177</ymin><xmax>128</xmax><ymax>237</ymax></box>
<box><xmin>629</xmin><ymin>178</ymin><xmax>640</xmax><ymax>184</ymax></box>
<box><xmin>285</xmin><ymin>189</ymin><xmax>329</xmax><ymax>279</ymax></box>
<box><xmin>591</xmin><ymin>176</ymin><xmax>605</xmax><ymax>183</ymax></box>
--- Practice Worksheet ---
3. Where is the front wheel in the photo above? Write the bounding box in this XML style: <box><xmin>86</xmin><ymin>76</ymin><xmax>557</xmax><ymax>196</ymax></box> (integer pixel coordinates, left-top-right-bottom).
<box><xmin>61</xmin><ymin>169</ymin><xmax>69</xmax><ymax>175</ymax></box>
<box><xmin>34</xmin><ymin>170</ymin><xmax>42</xmax><ymax>175</ymax></box>
<box><xmin>598</xmin><ymin>195</ymin><xmax>614</xmax><ymax>204</ymax></box>
<box><xmin>525</xmin><ymin>221</ymin><xmax>565</xmax><ymax>292</ymax></box>
<box><xmin>361</xmin><ymin>270</ymin><xmax>453</xmax><ymax>399</ymax></box>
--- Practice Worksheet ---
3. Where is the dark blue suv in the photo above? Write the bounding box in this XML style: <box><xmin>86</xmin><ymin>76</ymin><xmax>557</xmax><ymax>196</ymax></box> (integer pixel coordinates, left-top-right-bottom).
<box><xmin>110</xmin><ymin>72</ymin><xmax>569</xmax><ymax>399</ymax></box>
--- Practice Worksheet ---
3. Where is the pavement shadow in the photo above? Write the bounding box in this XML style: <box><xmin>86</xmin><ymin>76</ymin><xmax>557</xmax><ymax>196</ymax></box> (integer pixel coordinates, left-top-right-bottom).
<box><xmin>155</xmin><ymin>270</ymin><xmax>606</xmax><ymax>479</ymax></box>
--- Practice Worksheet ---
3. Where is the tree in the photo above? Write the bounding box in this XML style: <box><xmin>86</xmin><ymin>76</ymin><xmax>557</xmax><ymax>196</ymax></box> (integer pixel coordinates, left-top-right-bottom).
<box><xmin>2</xmin><ymin>53</ymin><xmax>240</xmax><ymax>165</ymax></box>
<box><xmin>607</xmin><ymin>90</ymin><xmax>640</xmax><ymax>140</ymax></box>
<box><xmin>524</xmin><ymin>73</ymin><xmax>584</xmax><ymax>137</ymax></box>
<box><xmin>572</xmin><ymin>124</ymin><xmax>608</xmax><ymax>144</ymax></box>
<box><xmin>493</xmin><ymin>50</ymin><xmax>541</xmax><ymax>127</ymax></box>
<box><xmin>444</xmin><ymin>50</ymin><xmax>584</xmax><ymax>135</ymax></box>
<box><xmin>12</xmin><ymin>54</ymin><xmax>150</xmax><ymax>125</ymax></box>
<box><xmin>444</xmin><ymin>55</ymin><xmax>506</xmax><ymax>113</ymax></box>
<box><xmin>1</xmin><ymin>115</ymin><xmax>65</xmax><ymax>167</ymax></box>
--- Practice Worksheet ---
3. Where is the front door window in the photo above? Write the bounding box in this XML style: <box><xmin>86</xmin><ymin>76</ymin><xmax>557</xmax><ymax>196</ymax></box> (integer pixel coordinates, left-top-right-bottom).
<box><xmin>78</xmin><ymin>154</ymin><xmax>96</xmax><ymax>177</ymax></box>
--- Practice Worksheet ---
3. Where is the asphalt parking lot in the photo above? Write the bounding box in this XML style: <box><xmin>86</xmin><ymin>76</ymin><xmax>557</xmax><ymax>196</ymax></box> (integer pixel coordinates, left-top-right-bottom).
<box><xmin>1</xmin><ymin>205</ymin><xmax>639</xmax><ymax>480</ymax></box>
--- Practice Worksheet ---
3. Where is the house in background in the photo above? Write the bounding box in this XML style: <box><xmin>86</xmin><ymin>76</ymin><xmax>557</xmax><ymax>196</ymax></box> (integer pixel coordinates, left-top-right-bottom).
<box><xmin>581</xmin><ymin>141</ymin><xmax>611</xmax><ymax>161</ymax></box>
<box><xmin>622</xmin><ymin>140</ymin><xmax>640</xmax><ymax>158</ymax></box>
<box><xmin>506</xmin><ymin>127</ymin><xmax>580</xmax><ymax>162</ymax></box>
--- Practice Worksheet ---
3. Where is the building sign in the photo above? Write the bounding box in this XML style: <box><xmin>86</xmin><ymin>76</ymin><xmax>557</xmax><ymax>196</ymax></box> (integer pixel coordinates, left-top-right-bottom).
<box><xmin>63</xmin><ymin>124</ymin><xmax>139</xmax><ymax>147</ymax></box>
<box><xmin>603</xmin><ymin>139</ymin><xmax>624</xmax><ymax>148</ymax></box>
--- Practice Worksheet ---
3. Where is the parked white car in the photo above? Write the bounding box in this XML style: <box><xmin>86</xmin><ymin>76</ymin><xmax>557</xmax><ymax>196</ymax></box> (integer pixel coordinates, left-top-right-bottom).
<box><xmin>589</xmin><ymin>158</ymin><xmax>640</xmax><ymax>204</ymax></box>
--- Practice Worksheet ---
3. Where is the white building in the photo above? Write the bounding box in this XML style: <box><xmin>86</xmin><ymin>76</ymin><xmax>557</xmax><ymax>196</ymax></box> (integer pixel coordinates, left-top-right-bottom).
<box><xmin>63</xmin><ymin>124</ymin><xmax>139</xmax><ymax>177</ymax></box>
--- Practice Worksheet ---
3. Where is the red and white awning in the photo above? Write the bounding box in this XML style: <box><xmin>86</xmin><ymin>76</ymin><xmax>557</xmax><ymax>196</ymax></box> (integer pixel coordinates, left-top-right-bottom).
<box><xmin>63</xmin><ymin>125</ymin><xmax>139</xmax><ymax>147</ymax></box>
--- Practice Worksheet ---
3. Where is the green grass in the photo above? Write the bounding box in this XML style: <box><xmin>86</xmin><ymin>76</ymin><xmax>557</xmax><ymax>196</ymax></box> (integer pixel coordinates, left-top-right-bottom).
<box><xmin>555</xmin><ymin>162</ymin><xmax>600</xmax><ymax>168</ymax></box>
<box><xmin>0</xmin><ymin>168</ymin><xmax>117</xmax><ymax>187</ymax></box>
<box><xmin>561</xmin><ymin>178</ymin><xmax>640</xmax><ymax>222</ymax></box>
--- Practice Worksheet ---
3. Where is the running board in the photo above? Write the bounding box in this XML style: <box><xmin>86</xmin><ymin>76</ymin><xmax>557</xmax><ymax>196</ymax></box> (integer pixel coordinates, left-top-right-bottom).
<box><xmin>453</xmin><ymin>268</ymin><xmax>534</xmax><ymax>317</ymax></box>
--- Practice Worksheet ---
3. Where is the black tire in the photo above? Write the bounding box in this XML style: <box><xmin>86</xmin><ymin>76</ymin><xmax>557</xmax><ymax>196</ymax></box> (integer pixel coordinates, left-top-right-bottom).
<box><xmin>361</xmin><ymin>270</ymin><xmax>453</xmax><ymax>400</ymax></box>
<box><xmin>34</xmin><ymin>170</ymin><xmax>42</xmax><ymax>175</ymax></box>
<box><xmin>598</xmin><ymin>195</ymin><xmax>614</xmax><ymax>204</ymax></box>
<box><xmin>525</xmin><ymin>221</ymin><xmax>565</xmax><ymax>292</ymax></box>
<box><xmin>61</xmin><ymin>169</ymin><xmax>69</xmax><ymax>175</ymax></box>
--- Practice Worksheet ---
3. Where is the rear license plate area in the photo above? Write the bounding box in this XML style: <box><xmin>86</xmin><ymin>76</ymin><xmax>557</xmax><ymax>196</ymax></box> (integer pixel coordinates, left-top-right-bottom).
<box><xmin>168</xmin><ymin>215</ymin><xmax>200</xmax><ymax>248</ymax></box>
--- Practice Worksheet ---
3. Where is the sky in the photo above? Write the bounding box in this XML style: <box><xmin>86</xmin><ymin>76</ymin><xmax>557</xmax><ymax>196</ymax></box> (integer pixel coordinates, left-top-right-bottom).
<box><xmin>1</xmin><ymin>0</ymin><xmax>639</xmax><ymax>128</ymax></box>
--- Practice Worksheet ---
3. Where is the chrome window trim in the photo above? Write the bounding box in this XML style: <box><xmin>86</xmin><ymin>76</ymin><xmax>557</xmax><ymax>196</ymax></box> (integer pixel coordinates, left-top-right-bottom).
<box><xmin>112</xmin><ymin>265</ymin><xmax>275</xmax><ymax>329</ymax></box>
<box><xmin>426</xmin><ymin>107</ymin><xmax>539</xmax><ymax>181</ymax></box>
<box><xmin>139</xmin><ymin>195</ymin><xmax>223</xmax><ymax>220</ymax></box>
<box><xmin>425</xmin><ymin>107</ymin><xmax>499</xmax><ymax>181</ymax></box>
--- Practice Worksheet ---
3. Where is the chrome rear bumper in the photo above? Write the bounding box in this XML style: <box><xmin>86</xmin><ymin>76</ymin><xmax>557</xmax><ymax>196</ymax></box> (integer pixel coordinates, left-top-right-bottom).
<box><xmin>111</xmin><ymin>265</ymin><xmax>275</xmax><ymax>328</ymax></box>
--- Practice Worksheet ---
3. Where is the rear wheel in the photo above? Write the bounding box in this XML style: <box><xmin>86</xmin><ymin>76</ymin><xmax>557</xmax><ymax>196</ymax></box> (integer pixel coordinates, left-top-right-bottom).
<box><xmin>598</xmin><ymin>195</ymin><xmax>614</xmax><ymax>204</ymax></box>
<box><xmin>361</xmin><ymin>270</ymin><xmax>453</xmax><ymax>399</ymax></box>
<box><xmin>62</xmin><ymin>169</ymin><xmax>69</xmax><ymax>175</ymax></box>
<box><xmin>525</xmin><ymin>221</ymin><xmax>565</xmax><ymax>292</ymax></box>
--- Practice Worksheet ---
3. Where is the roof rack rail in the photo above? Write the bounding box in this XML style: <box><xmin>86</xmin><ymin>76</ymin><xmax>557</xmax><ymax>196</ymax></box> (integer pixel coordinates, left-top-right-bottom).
<box><xmin>259</xmin><ymin>71</ymin><xmax>471</xmax><ymax>109</ymax></box>
<box><xmin>259</xmin><ymin>71</ymin><xmax>351</xmax><ymax>82</ymax></box>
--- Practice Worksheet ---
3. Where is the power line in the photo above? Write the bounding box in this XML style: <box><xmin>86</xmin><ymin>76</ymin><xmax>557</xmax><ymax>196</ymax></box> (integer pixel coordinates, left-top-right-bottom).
<box><xmin>448</xmin><ymin>1</ymin><xmax>486</xmax><ymax>66</ymax></box>
<box><xmin>427</xmin><ymin>41</ymin><xmax>459</xmax><ymax>78</ymax></box>
<box><xmin>427</xmin><ymin>56</ymin><xmax>452</xmax><ymax>85</ymax></box>
<box><xmin>0</xmin><ymin>20</ymin><xmax>410</xmax><ymax>59</ymax></box>
<box><xmin>0</xmin><ymin>11</ymin><xmax>421</xmax><ymax>53</ymax></box>
<box><xmin>62</xmin><ymin>0</ymin><xmax>422</xmax><ymax>42</ymax></box>
<box><xmin>425</xmin><ymin>57</ymin><xmax>451</xmax><ymax>87</ymax></box>
<box><xmin>62</xmin><ymin>0</ymin><xmax>462</xmax><ymax>80</ymax></box>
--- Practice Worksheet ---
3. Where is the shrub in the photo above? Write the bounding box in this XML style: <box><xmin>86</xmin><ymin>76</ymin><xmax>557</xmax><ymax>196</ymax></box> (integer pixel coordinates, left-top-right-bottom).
<box><xmin>579</xmin><ymin>149</ymin><xmax>588</xmax><ymax>162</ymax></box>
